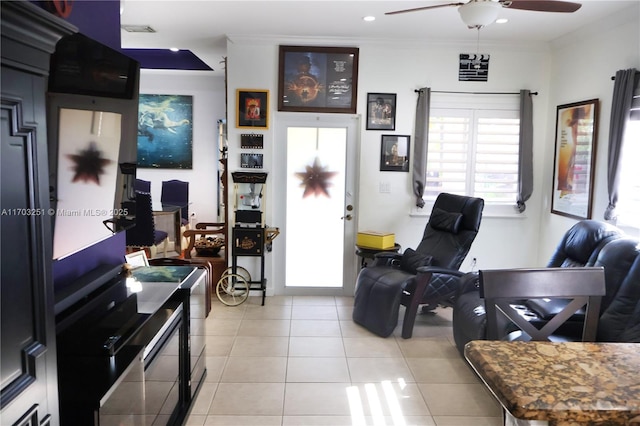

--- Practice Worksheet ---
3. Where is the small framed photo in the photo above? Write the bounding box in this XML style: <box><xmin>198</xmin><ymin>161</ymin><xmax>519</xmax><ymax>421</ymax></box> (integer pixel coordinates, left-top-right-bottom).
<box><xmin>366</xmin><ymin>93</ymin><xmax>396</xmax><ymax>130</ymax></box>
<box><xmin>551</xmin><ymin>99</ymin><xmax>599</xmax><ymax>220</ymax></box>
<box><xmin>380</xmin><ymin>135</ymin><xmax>410</xmax><ymax>172</ymax></box>
<box><xmin>240</xmin><ymin>133</ymin><xmax>264</xmax><ymax>149</ymax></box>
<box><xmin>125</xmin><ymin>249</ymin><xmax>149</xmax><ymax>268</ymax></box>
<box><xmin>237</xmin><ymin>89</ymin><xmax>269</xmax><ymax>129</ymax></box>
<box><xmin>240</xmin><ymin>153</ymin><xmax>264</xmax><ymax>169</ymax></box>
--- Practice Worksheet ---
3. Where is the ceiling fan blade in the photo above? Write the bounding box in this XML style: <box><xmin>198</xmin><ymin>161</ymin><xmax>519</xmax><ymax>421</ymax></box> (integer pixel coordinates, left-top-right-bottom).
<box><xmin>504</xmin><ymin>0</ymin><xmax>582</xmax><ymax>13</ymax></box>
<box><xmin>385</xmin><ymin>2</ymin><xmax>465</xmax><ymax>16</ymax></box>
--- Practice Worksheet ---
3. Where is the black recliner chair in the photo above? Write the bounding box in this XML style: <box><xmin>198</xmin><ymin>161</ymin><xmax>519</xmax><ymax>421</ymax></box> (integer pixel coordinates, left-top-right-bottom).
<box><xmin>353</xmin><ymin>193</ymin><xmax>484</xmax><ymax>338</ymax></box>
<box><xmin>452</xmin><ymin>219</ymin><xmax>627</xmax><ymax>355</ymax></box>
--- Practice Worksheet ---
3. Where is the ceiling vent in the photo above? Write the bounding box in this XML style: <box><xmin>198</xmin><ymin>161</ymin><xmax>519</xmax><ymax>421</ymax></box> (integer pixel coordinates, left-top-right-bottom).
<box><xmin>121</xmin><ymin>25</ymin><xmax>156</xmax><ymax>33</ymax></box>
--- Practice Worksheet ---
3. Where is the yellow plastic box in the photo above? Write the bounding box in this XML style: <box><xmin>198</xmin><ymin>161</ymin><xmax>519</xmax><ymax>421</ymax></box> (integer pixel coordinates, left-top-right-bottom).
<box><xmin>356</xmin><ymin>231</ymin><xmax>395</xmax><ymax>250</ymax></box>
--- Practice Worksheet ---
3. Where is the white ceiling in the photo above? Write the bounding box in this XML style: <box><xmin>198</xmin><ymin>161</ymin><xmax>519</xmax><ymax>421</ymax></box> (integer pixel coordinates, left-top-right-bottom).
<box><xmin>120</xmin><ymin>0</ymin><xmax>638</xmax><ymax>75</ymax></box>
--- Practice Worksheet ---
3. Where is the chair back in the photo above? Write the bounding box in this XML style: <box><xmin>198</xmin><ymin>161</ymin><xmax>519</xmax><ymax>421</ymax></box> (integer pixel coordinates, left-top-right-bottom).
<box><xmin>126</xmin><ymin>191</ymin><xmax>160</xmax><ymax>247</ymax></box>
<box><xmin>134</xmin><ymin>178</ymin><xmax>151</xmax><ymax>193</ymax></box>
<box><xmin>546</xmin><ymin>219</ymin><xmax>624</xmax><ymax>268</ymax></box>
<box><xmin>480</xmin><ymin>267</ymin><xmax>605</xmax><ymax>342</ymax></box>
<box><xmin>161</xmin><ymin>179</ymin><xmax>189</xmax><ymax>222</ymax></box>
<box><xmin>415</xmin><ymin>193</ymin><xmax>484</xmax><ymax>270</ymax></box>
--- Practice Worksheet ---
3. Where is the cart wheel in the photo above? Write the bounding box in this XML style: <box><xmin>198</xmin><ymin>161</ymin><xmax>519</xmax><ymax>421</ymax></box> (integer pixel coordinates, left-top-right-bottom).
<box><xmin>221</xmin><ymin>266</ymin><xmax>251</xmax><ymax>283</ymax></box>
<box><xmin>216</xmin><ymin>273</ymin><xmax>249</xmax><ymax>306</ymax></box>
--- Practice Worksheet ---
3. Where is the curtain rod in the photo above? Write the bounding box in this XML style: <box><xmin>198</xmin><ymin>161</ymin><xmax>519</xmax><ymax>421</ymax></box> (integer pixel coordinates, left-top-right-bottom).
<box><xmin>611</xmin><ymin>70</ymin><xmax>639</xmax><ymax>80</ymax></box>
<box><xmin>415</xmin><ymin>89</ymin><xmax>538</xmax><ymax>95</ymax></box>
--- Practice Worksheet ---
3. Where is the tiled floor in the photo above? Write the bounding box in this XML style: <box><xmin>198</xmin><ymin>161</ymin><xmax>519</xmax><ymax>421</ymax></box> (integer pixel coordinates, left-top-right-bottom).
<box><xmin>185</xmin><ymin>295</ymin><xmax>502</xmax><ymax>426</ymax></box>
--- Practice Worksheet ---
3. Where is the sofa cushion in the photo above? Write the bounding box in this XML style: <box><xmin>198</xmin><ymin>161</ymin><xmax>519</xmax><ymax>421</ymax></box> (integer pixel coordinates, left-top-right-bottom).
<box><xmin>430</xmin><ymin>208</ymin><xmax>463</xmax><ymax>234</ymax></box>
<box><xmin>400</xmin><ymin>248</ymin><xmax>433</xmax><ymax>274</ymax></box>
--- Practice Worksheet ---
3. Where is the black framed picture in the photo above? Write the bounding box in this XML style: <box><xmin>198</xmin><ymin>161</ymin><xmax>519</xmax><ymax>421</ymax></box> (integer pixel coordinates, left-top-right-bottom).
<box><xmin>366</xmin><ymin>93</ymin><xmax>396</xmax><ymax>130</ymax></box>
<box><xmin>380</xmin><ymin>135</ymin><xmax>410</xmax><ymax>172</ymax></box>
<box><xmin>237</xmin><ymin>89</ymin><xmax>269</xmax><ymax>129</ymax></box>
<box><xmin>277</xmin><ymin>45</ymin><xmax>359</xmax><ymax>113</ymax></box>
<box><xmin>240</xmin><ymin>153</ymin><xmax>264</xmax><ymax>169</ymax></box>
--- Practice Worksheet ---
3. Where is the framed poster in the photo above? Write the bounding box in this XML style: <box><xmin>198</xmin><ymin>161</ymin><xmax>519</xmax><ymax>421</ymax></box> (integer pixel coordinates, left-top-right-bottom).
<box><xmin>137</xmin><ymin>94</ymin><xmax>193</xmax><ymax>169</ymax></box>
<box><xmin>380</xmin><ymin>135</ymin><xmax>410</xmax><ymax>172</ymax></box>
<box><xmin>237</xmin><ymin>89</ymin><xmax>269</xmax><ymax>129</ymax></box>
<box><xmin>278</xmin><ymin>45</ymin><xmax>359</xmax><ymax>113</ymax></box>
<box><xmin>551</xmin><ymin>99</ymin><xmax>599</xmax><ymax>220</ymax></box>
<box><xmin>366</xmin><ymin>93</ymin><xmax>397</xmax><ymax>130</ymax></box>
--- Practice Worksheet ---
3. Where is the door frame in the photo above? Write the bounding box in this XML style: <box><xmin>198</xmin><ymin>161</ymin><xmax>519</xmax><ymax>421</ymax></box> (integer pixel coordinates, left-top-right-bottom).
<box><xmin>272</xmin><ymin>113</ymin><xmax>360</xmax><ymax>297</ymax></box>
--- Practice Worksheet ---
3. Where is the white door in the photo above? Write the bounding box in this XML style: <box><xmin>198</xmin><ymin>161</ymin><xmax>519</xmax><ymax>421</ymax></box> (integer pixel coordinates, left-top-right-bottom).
<box><xmin>273</xmin><ymin>114</ymin><xmax>359</xmax><ymax>296</ymax></box>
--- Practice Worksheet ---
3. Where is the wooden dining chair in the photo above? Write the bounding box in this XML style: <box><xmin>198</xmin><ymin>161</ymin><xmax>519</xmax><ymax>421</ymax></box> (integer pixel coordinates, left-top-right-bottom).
<box><xmin>480</xmin><ymin>267</ymin><xmax>605</xmax><ymax>342</ymax></box>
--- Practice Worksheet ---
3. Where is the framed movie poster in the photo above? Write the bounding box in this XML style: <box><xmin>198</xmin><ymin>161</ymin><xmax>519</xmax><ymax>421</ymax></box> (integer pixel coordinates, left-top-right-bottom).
<box><xmin>278</xmin><ymin>45</ymin><xmax>359</xmax><ymax>113</ymax></box>
<box><xmin>551</xmin><ymin>99</ymin><xmax>599</xmax><ymax>220</ymax></box>
<box><xmin>380</xmin><ymin>135</ymin><xmax>410</xmax><ymax>172</ymax></box>
<box><xmin>366</xmin><ymin>93</ymin><xmax>396</xmax><ymax>130</ymax></box>
<box><xmin>237</xmin><ymin>89</ymin><xmax>269</xmax><ymax>129</ymax></box>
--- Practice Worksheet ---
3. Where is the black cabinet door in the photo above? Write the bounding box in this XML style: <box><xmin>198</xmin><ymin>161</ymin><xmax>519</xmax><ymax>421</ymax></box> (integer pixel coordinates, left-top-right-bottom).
<box><xmin>1</xmin><ymin>66</ymin><xmax>59</xmax><ymax>426</ymax></box>
<box><xmin>1</xmin><ymin>3</ymin><xmax>74</xmax><ymax>425</ymax></box>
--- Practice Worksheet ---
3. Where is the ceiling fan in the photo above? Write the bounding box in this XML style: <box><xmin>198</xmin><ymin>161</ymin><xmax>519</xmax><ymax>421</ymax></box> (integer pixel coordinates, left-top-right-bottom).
<box><xmin>386</xmin><ymin>0</ymin><xmax>582</xmax><ymax>29</ymax></box>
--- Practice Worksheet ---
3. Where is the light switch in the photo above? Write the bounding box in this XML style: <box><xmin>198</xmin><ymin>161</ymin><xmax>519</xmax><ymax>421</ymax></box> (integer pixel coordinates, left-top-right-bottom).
<box><xmin>379</xmin><ymin>182</ymin><xmax>391</xmax><ymax>193</ymax></box>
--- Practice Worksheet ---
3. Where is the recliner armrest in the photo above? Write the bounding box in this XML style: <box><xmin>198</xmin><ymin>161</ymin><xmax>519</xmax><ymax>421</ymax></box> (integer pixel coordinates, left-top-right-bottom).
<box><xmin>456</xmin><ymin>271</ymin><xmax>480</xmax><ymax>296</ymax></box>
<box><xmin>372</xmin><ymin>252</ymin><xmax>402</xmax><ymax>267</ymax></box>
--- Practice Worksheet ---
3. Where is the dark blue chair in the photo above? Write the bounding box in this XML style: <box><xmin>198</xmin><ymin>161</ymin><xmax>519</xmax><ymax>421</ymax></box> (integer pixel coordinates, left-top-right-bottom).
<box><xmin>134</xmin><ymin>178</ymin><xmax>151</xmax><ymax>193</ymax></box>
<box><xmin>126</xmin><ymin>191</ymin><xmax>168</xmax><ymax>258</ymax></box>
<box><xmin>161</xmin><ymin>179</ymin><xmax>189</xmax><ymax>226</ymax></box>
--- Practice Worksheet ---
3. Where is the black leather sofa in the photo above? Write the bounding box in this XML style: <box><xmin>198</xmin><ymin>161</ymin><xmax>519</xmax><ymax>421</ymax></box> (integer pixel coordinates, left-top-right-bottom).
<box><xmin>452</xmin><ymin>220</ymin><xmax>640</xmax><ymax>355</ymax></box>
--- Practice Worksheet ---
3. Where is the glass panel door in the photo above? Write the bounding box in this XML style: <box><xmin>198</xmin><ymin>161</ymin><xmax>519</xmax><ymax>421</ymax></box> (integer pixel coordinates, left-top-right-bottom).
<box><xmin>274</xmin><ymin>115</ymin><xmax>358</xmax><ymax>296</ymax></box>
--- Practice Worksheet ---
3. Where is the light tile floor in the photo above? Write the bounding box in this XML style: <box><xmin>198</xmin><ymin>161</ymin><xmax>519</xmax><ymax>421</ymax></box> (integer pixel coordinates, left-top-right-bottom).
<box><xmin>185</xmin><ymin>295</ymin><xmax>502</xmax><ymax>426</ymax></box>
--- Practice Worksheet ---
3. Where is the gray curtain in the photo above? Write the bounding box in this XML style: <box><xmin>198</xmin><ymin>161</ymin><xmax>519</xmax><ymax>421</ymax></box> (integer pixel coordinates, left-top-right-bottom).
<box><xmin>413</xmin><ymin>87</ymin><xmax>430</xmax><ymax>208</ymax></box>
<box><xmin>517</xmin><ymin>89</ymin><xmax>533</xmax><ymax>213</ymax></box>
<box><xmin>604</xmin><ymin>68</ymin><xmax>637</xmax><ymax>220</ymax></box>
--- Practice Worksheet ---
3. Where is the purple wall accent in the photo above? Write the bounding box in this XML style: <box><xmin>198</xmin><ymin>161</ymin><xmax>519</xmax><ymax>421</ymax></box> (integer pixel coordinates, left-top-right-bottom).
<box><xmin>53</xmin><ymin>232</ymin><xmax>126</xmax><ymax>291</ymax></box>
<box><xmin>122</xmin><ymin>49</ymin><xmax>213</xmax><ymax>71</ymax></box>
<box><xmin>32</xmin><ymin>0</ymin><xmax>121</xmax><ymax>50</ymax></box>
<box><xmin>31</xmin><ymin>1</ymin><xmax>213</xmax><ymax>71</ymax></box>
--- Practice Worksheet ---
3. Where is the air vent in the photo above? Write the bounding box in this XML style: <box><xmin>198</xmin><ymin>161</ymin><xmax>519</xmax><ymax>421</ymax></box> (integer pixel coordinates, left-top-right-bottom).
<box><xmin>121</xmin><ymin>25</ymin><xmax>156</xmax><ymax>33</ymax></box>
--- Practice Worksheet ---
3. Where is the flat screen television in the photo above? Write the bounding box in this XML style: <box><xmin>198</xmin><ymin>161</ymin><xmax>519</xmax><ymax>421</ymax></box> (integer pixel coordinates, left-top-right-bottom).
<box><xmin>49</xmin><ymin>33</ymin><xmax>138</xmax><ymax>100</ymax></box>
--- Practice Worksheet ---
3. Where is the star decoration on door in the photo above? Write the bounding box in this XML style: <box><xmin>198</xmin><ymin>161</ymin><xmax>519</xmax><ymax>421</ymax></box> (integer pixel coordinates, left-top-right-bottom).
<box><xmin>66</xmin><ymin>142</ymin><xmax>112</xmax><ymax>185</ymax></box>
<box><xmin>295</xmin><ymin>157</ymin><xmax>338</xmax><ymax>198</ymax></box>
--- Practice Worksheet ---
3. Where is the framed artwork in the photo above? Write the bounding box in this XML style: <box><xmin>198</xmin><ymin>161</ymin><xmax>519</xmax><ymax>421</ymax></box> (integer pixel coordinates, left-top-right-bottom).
<box><xmin>380</xmin><ymin>135</ymin><xmax>410</xmax><ymax>172</ymax></box>
<box><xmin>137</xmin><ymin>94</ymin><xmax>193</xmax><ymax>169</ymax></box>
<box><xmin>551</xmin><ymin>99</ymin><xmax>599</xmax><ymax>220</ymax></box>
<box><xmin>366</xmin><ymin>93</ymin><xmax>396</xmax><ymax>130</ymax></box>
<box><xmin>237</xmin><ymin>89</ymin><xmax>269</xmax><ymax>129</ymax></box>
<box><xmin>125</xmin><ymin>250</ymin><xmax>149</xmax><ymax>268</ymax></box>
<box><xmin>277</xmin><ymin>45</ymin><xmax>359</xmax><ymax>113</ymax></box>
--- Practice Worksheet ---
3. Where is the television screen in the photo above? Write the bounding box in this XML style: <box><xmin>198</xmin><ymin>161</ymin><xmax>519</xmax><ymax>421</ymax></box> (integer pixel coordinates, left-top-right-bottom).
<box><xmin>49</xmin><ymin>33</ymin><xmax>138</xmax><ymax>99</ymax></box>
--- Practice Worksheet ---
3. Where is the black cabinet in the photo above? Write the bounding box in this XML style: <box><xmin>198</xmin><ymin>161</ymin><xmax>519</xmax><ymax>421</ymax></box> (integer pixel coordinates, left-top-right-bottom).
<box><xmin>1</xmin><ymin>3</ymin><xmax>75</xmax><ymax>425</ymax></box>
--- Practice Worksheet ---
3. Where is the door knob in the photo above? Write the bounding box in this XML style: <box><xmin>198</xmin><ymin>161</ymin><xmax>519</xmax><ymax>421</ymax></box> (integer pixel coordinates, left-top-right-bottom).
<box><xmin>341</xmin><ymin>214</ymin><xmax>353</xmax><ymax>221</ymax></box>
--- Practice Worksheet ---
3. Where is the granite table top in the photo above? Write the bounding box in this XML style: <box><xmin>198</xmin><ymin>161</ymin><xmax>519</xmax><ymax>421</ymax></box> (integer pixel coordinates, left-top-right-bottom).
<box><xmin>464</xmin><ymin>340</ymin><xmax>640</xmax><ymax>425</ymax></box>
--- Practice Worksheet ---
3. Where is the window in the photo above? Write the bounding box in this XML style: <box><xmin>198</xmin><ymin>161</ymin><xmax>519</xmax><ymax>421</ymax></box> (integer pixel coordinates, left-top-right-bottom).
<box><xmin>616</xmin><ymin>119</ymin><xmax>640</xmax><ymax>229</ymax></box>
<box><xmin>425</xmin><ymin>99</ymin><xmax>520</xmax><ymax>209</ymax></box>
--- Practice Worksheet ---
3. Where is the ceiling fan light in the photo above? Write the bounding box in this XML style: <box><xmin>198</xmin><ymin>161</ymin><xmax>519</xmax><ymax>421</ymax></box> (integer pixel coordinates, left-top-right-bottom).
<box><xmin>458</xmin><ymin>1</ymin><xmax>502</xmax><ymax>28</ymax></box>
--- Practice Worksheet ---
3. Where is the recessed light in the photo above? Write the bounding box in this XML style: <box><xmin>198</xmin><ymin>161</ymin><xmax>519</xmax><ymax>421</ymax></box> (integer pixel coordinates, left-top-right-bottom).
<box><xmin>496</xmin><ymin>18</ymin><xmax>508</xmax><ymax>24</ymax></box>
<box><xmin>363</xmin><ymin>16</ymin><xmax>376</xmax><ymax>22</ymax></box>
<box><xmin>170</xmin><ymin>47</ymin><xmax>180</xmax><ymax>52</ymax></box>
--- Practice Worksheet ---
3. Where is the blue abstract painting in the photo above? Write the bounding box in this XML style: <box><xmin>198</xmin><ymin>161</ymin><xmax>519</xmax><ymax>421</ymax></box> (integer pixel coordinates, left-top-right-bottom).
<box><xmin>137</xmin><ymin>94</ymin><xmax>193</xmax><ymax>169</ymax></box>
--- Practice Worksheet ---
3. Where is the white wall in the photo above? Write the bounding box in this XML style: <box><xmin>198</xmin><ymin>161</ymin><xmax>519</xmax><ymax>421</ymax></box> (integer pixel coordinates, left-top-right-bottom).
<box><xmin>138</xmin><ymin>5</ymin><xmax>639</xmax><ymax>286</ymax></box>
<box><xmin>538</xmin><ymin>4</ymin><xmax>640</xmax><ymax>261</ymax></box>
<box><xmin>226</xmin><ymin>36</ymin><xmax>553</xmax><ymax>281</ymax></box>
<box><xmin>136</xmin><ymin>70</ymin><xmax>226</xmax><ymax>225</ymax></box>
